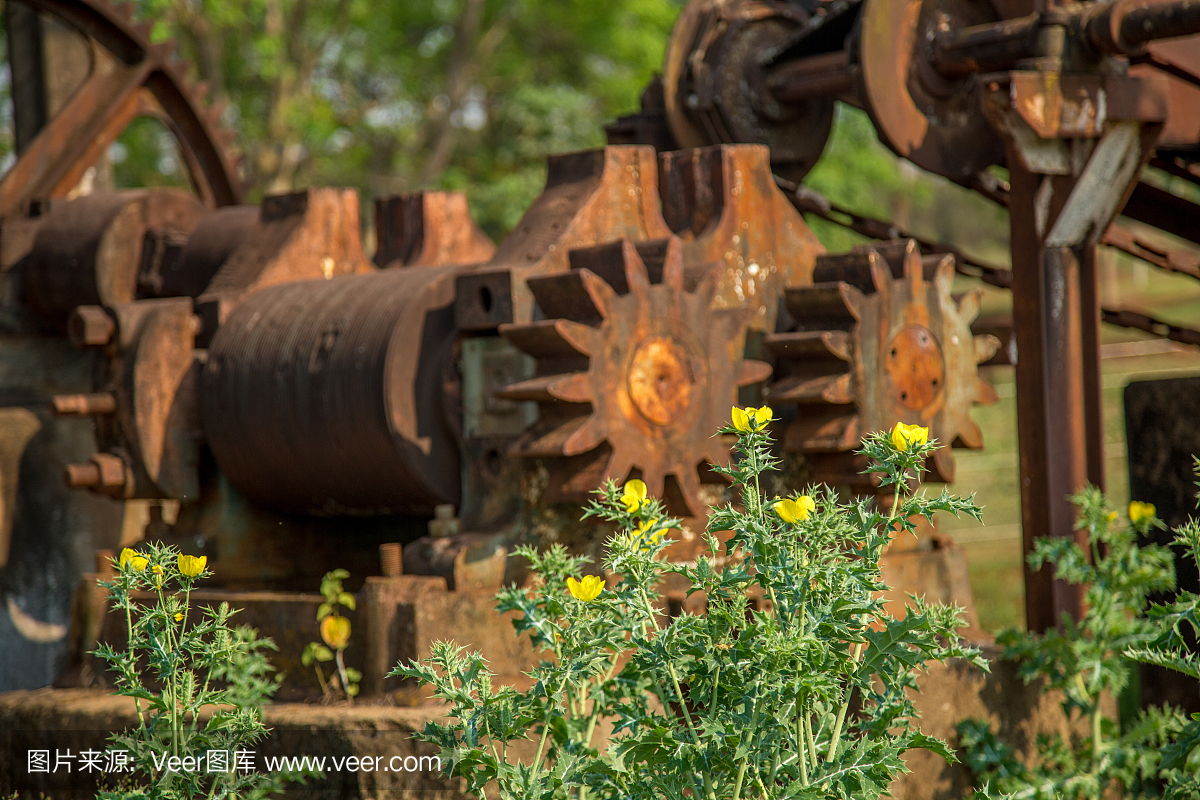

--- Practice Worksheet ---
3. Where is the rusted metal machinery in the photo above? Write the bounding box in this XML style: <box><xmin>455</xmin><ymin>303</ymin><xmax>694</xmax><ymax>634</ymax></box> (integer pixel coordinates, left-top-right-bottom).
<box><xmin>608</xmin><ymin>0</ymin><xmax>1200</xmax><ymax>632</ymax></box>
<box><xmin>0</xmin><ymin>0</ymin><xmax>1003</xmax><ymax>691</ymax></box>
<box><xmin>3</xmin><ymin>0</ymin><xmax>1198</xmax><ymax>693</ymax></box>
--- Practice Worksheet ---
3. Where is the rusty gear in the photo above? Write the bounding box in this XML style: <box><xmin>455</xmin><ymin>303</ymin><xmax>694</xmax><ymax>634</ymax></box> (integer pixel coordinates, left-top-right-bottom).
<box><xmin>0</xmin><ymin>0</ymin><xmax>242</xmax><ymax>217</ymax></box>
<box><xmin>498</xmin><ymin>236</ymin><xmax>771</xmax><ymax>516</ymax></box>
<box><xmin>768</xmin><ymin>240</ymin><xmax>999</xmax><ymax>486</ymax></box>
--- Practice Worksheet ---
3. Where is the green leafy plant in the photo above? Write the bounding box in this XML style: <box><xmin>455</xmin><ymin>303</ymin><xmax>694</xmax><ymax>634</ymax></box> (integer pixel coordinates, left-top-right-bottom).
<box><xmin>301</xmin><ymin>568</ymin><xmax>361</xmax><ymax>700</ymax></box>
<box><xmin>960</xmin><ymin>485</ymin><xmax>1200</xmax><ymax>799</ymax></box>
<box><xmin>394</xmin><ymin>410</ymin><xmax>988</xmax><ymax>799</ymax></box>
<box><xmin>95</xmin><ymin>542</ymin><xmax>299</xmax><ymax>799</ymax></box>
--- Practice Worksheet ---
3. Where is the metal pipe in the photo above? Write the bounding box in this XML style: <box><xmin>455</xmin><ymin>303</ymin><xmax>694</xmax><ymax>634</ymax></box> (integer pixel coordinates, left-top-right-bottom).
<box><xmin>930</xmin><ymin>14</ymin><xmax>1042</xmax><ymax>77</ymax></box>
<box><xmin>1089</xmin><ymin>0</ymin><xmax>1200</xmax><ymax>54</ymax></box>
<box><xmin>765</xmin><ymin>50</ymin><xmax>855</xmax><ymax>104</ymax></box>
<box><xmin>928</xmin><ymin>0</ymin><xmax>1200</xmax><ymax>79</ymax></box>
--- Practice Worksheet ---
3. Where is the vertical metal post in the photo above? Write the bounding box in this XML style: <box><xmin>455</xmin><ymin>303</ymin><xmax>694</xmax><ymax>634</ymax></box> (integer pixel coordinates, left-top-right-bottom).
<box><xmin>1008</xmin><ymin>160</ymin><xmax>1090</xmax><ymax>632</ymax></box>
<box><xmin>1079</xmin><ymin>244</ymin><xmax>1106</xmax><ymax>489</ymax></box>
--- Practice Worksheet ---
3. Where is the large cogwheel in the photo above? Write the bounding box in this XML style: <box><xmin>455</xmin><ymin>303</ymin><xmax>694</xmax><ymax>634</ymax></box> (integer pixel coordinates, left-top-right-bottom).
<box><xmin>498</xmin><ymin>237</ymin><xmax>771</xmax><ymax>515</ymax></box>
<box><xmin>1</xmin><ymin>0</ymin><xmax>242</xmax><ymax>217</ymax></box>
<box><xmin>767</xmin><ymin>240</ymin><xmax>999</xmax><ymax>486</ymax></box>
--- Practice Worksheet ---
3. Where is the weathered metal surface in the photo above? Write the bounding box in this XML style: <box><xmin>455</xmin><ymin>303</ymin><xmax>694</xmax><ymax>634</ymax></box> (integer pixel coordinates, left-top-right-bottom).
<box><xmin>24</xmin><ymin>190</ymin><xmax>208</xmax><ymax>330</ymax></box>
<box><xmin>200</xmin><ymin>265</ymin><xmax>464</xmax><ymax>515</ymax></box>
<box><xmin>0</xmin><ymin>0</ymin><xmax>241</xmax><ymax>216</ymax></box>
<box><xmin>455</xmin><ymin>146</ymin><xmax>673</xmax><ymax>331</ymax></box>
<box><xmin>90</xmin><ymin>297</ymin><xmax>201</xmax><ymax>500</ymax></box>
<box><xmin>661</xmin><ymin>0</ymin><xmax>834</xmax><ymax>182</ymax></box>
<box><xmin>374</xmin><ymin>191</ymin><xmax>495</xmax><ymax>268</ymax></box>
<box><xmin>197</xmin><ymin>187</ymin><xmax>370</xmax><ymax>305</ymax></box>
<box><xmin>660</xmin><ymin>145</ymin><xmax>824</xmax><ymax>337</ymax></box>
<box><xmin>988</xmin><ymin>74</ymin><xmax>1165</xmax><ymax>630</ymax></box>
<box><xmin>402</xmin><ymin>532</ymin><xmax>509</xmax><ymax>592</ymax></box>
<box><xmin>769</xmin><ymin>241</ymin><xmax>998</xmax><ymax>486</ymax></box>
<box><xmin>500</xmin><ymin>237</ymin><xmax>771</xmax><ymax>515</ymax></box>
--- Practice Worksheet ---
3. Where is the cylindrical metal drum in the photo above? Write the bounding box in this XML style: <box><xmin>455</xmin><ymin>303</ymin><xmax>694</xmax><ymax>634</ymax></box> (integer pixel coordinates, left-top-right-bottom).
<box><xmin>200</xmin><ymin>266</ymin><xmax>463</xmax><ymax>515</ymax></box>
<box><xmin>25</xmin><ymin>189</ymin><xmax>208</xmax><ymax>329</ymax></box>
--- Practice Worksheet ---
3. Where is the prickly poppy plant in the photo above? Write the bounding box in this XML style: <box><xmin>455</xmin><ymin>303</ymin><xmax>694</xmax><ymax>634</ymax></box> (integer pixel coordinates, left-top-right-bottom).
<box><xmin>395</xmin><ymin>414</ymin><xmax>988</xmax><ymax>800</ymax></box>
<box><xmin>95</xmin><ymin>541</ymin><xmax>301</xmax><ymax>799</ymax></box>
<box><xmin>961</xmin><ymin>476</ymin><xmax>1200</xmax><ymax>800</ymax></box>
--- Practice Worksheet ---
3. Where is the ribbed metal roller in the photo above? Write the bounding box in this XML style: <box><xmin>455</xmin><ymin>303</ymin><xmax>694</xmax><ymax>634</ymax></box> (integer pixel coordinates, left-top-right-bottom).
<box><xmin>200</xmin><ymin>266</ymin><xmax>462</xmax><ymax>515</ymax></box>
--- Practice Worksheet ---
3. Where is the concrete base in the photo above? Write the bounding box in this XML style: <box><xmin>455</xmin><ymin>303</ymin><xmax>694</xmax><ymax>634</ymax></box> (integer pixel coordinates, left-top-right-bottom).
<box><xmin>1</xmin><ymin>646</ymin><xmax>1097</xmax><ymax>800</ymax></box>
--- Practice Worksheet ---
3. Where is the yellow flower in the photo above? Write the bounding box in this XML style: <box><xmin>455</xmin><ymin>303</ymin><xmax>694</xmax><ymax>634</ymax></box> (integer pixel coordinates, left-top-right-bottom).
<box><xmin>732</xmin><ymin>405</ymin><xmax>773</xmax><ymax>433</ymax></box>
<box><xmin>173</xmin><ymin>613</ymin><xmax>183</xmax><ymax>622</ymax></box>
<box><xmin>891</xmin><ymin>422</ymin><xmax>929</xmax><ymax>452</ymax></box>
<box><xmin>1107</xmin><ymin>511</ymin><xmax>1119</xmax><ymax>523</ymax></box>
<box><xmin>622</xmin><ymin>479</ymin><xmax>648</xmax><ymax>513</ymax></box>
<box><xmin>152</xmin><ymin>565</ymin><xmax>163</xmax><ymax>575</ymax></box>
<box><xmin>320</xmin><ymin>615</ymin><xmax>351</xmax><ymax>649</ymax></box>
<box><xmin>119</xmin><ymin>548</ymin><xmax>148</xmax><ymax>571</ymax></box>
<box><xmin>773</xmin><ymin>496</ymin><xmax>816</xmax><ymax>524</ymax></box>
<box><xmin>633</xmin><ymin>518</ymin><xmax>663</xmax><ymax>547</ymax></box>
<box><xmin>177</xmin><ymin>554</ymin><xmax>207</xmax><ymax>578</ymax></box>
<box><xmin>1129</xmin><ymin>501</ymin><xmax>1156</xmax><ymax>524</ymax></box>
<box><xmin>567</xmin><ymin>575</ymin><xmax>605</xmax><ymax>601</ymax></box>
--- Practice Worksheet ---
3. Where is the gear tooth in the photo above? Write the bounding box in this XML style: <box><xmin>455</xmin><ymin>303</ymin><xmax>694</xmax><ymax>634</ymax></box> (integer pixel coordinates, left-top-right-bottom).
<box><xmin>192</xmin><ymin>80</ymin><xmax>211</xmax><ymax>101</ymax></box>
<box><xmin>131</xmin><ymin>20</ymin><xmax>154</xmax><ymax>41</ymax></box>
<box><xmin>974</xmin><ymin>377</ymin><xmax>1000</xmax><ymax>405</ymax></box>
<box><xmin>578</xmin><ymin>269</ymin><xmax>616</xmax><ymax>320</ymax></box>
<box><xmin>563</xmin><ymin>415</ymin><xmax>606</xmax><ymax>457</ymax></box>
<box><xmin>676</xmin><ymin>467</ymin><xmax>705</xmax><ymax>517</ymax></box>
<box><xmin>621</xmin><ymin>240</ymin><xmax>652</xmax><ymax>297</ymax></box>
<box><xmin>867</xmin><ymin>250</ymin><xmax>892</xmax><ymax>298</ymax></box>
<box><xmin>931</xmin><ymin>448</ymin><xmax>956</xmax><ymax>483</ymax></box>
<box><xmin>955</xmin><ymin>419</ymin><xmax>985</xmax><ymax>451</ymax></box>
<box><xmin>112</xmin><ymin>2</ymin><xmax>135</xmax><ymax>22</ymax></box>
<box><xmin>957</xmin><ymin>288</ymin><xmax>981</xmax><ymax>325</ymax></box>
<box><xmin>973</xmin><ymin>333</ymin><xmax>1000</xmax><ymax>365</ymax></box>
<box><xmin>662</xmin><ymin>237</ymin><xmax>684</xmax><ymax>290</ymax></box>
<box><xmin>934</xmin><ymin>254</ymin><xmax>956</xmax><ymax>291</ymax></box>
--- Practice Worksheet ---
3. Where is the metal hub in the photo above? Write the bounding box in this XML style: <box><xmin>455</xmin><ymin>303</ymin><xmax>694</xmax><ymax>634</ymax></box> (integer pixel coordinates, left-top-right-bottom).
<box><xmin>627</xmin><ymin>335</ymin><xmax>698</xmax><ymax>427</ymax></box>
<box><xmin>886</xmin><ymin>324</ymin><xmax>945</xmax><ymax>411</ymax></box>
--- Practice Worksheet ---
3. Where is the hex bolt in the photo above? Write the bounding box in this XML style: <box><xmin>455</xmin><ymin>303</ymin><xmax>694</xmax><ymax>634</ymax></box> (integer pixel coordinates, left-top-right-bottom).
<box><xmin>51</xmin><ymin>392</ymin><xmax>117</xmax><ymax>416</ymax></box>
<box><xmin>379</xmin><ymin>543</ymin><xmax>403</xmax><ymax>577</ymax></box>
<box><xmin>68</xmin><ymin>306</ymin><xmax>116</xmax><ymax>348</ymax></box>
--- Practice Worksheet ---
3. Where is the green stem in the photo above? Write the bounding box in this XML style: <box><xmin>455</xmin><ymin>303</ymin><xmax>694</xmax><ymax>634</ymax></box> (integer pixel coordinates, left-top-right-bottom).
<box><xmin>805</xmin><ymin>710</ymin><xmax>818</xmax><ymax>768</ymax></box>
<box><xmin>732</xmin><ymin>702</ymin><xmax>760</xmax><ymax>800</ymax></box>
<box><xmin>156</xmin><ymin>580</ymin><xmax>180</xmax><ymax>757</ymax></box>
<box><xmin>122</xmin><ymin>584</ymin><xmax>145</xmax><ymax>730</ymax></box>
<box><xmin>797</xmin><ymin>717</ymin><xmax>809</xmax><ymax>786</ymax></box>
<box><xmin>827</xmin><ymin>640</ymin><xmax>865</xmax><ymax>762</ymax></box>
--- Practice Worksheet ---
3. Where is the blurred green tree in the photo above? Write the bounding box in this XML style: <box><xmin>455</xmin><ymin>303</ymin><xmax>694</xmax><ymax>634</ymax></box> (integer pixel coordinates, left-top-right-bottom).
<box><xmin>132</xmin><ymin>0</ymin><xmax>678</xmax><ymax>238</ymax></box>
